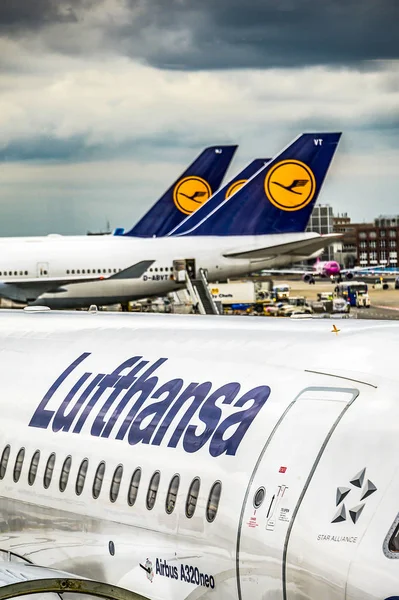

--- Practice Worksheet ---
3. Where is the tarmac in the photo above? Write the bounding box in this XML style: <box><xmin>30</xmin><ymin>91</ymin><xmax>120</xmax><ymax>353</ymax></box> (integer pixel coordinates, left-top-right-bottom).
<box><xmin>278</xmin><ymin>278</ymin><xmax>399</xmax><ymax>320</ymax></box>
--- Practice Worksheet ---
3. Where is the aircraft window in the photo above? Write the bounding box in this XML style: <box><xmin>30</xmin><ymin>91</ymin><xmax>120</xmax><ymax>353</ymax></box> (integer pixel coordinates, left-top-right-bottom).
<box><xmin>87</xmin><ymin>269</ymin><xmax>91</xmax><ymax>274</ymax></box>
<box><xmin>59</xmin><ymin>456</ymin><xmax>72</xmax><ymax>492</ymax></box>
<box><xmin>103</xmin><ymin>269</ymin><xmax>106</xmax><ymax>273</ymax></box>
<box><xmin>127</xmin><ymin>468</ymin><xmax>141</xmax><ymax>506</ymax></box>
<box><xmin>165</xmin><ymin>474</ymin><xmax>180</xmax><ymax>514</ymax></box>
<box><xmin>28</xmin><ymin>450</ymin><xmax>40</xmax><ymax>486</ymax></box>
<box><xmin>154</xmin><ymin>268</ymin><xmax>158</xmax><ymax>272</ymax></box>
<box><xmin>24</xmin><ymin>271</ymin><xmax>28</xmax><ymax>275</ymax></box>
<box><xmin>14</xmin><ymin>271</ymin><xmax>17</xmax><ymax>276</ymax></box>
<box><xmin>253</xmin><ymin>486</ymin><xmax>266</xmax><ymax>509</ymax></box>
<box><xmin>108</xmin><ymin>269</ymin><xmax>111</xmax><ymax>273</ymax></box>
<box><xmin>43</xmin><ymin>453</ymin><xmax>56</xmax><ymax>489</ymax></box>
<box><xmin>110</xmin><ymin>465</ymin><xmax>123</xmax><ymax>503</ymax></box>
<box><xmin>206</xmin><ymin>481</ymin><xmax>222</xmax><ymax>522</ymax></box>
<box><xmin>82</xmin><ymin>269</ymin><xmax>85</xmax><ymax>274</ymax></box>
<box><xmin>186</xmin><ymin>477</ymin><xmax>200</xmax><ymax>518</ymax></box>
<box><xmin>66</xmin><ymin>270</ymin><xmax>70</xmax><ymax>274</ymax></box>
<box><xmin>98</xmin><ymin>269</ymin><xmax>101</xmax><ymax>274</ymax></box>
<box><xmin>0</xmin><ymin>445</ymin><xmax>11</xmax><ymax>479</ymax></box>
<box><xmin>146</xmin><ymin>471</ymin><xmax>160</xmax><ymax>510</ymax></box>
<box><xmin>13</xmin><ymin>448</ymin><xmax>25</xmax><ymax>483</ymax></box>
<box><xmin>160</xmin><ymin>267</ymin><xmax>163</xmax><ymax>272</ymax></box>
<box><xmin>77</xmin><ymin>269</ymin><xmax>80</xmax><ymax>274</ymax></box>
<box><xmin>388</xmin><ymin>522</ymin><xmax>399</xmax><ymax>553</ymax></box>
<box><xmin>113</xmin><ymin>269</ymin><xmax>116</xmax><ymax>273</ymax></box>
<box><xmin>149</xmin><ymin>268</ymin><xmax>153</xmax><ymax>272</ymax></box>
<box><xmin>92</xmin><ymin>462</ymin><xmax>106</xmax><ymax>499</ymax></box>
<box><xmin>19</xmin><ymin>271</ymin><xmax>23</xmax><ymax>276</ymax></box>
<box><xmin>76</xmin><ymin>459</ymin><xmax>89</xmax><ymax>496</ymax></box>
<box><xmin>8</xmin><ymin>272</ymin><xmax>12</xmax><ymax>276</ymax></box>
<box><xmin>71</xmin><ymin>270</ymin><xmax>75</xmax><ymax>274</ymax></box>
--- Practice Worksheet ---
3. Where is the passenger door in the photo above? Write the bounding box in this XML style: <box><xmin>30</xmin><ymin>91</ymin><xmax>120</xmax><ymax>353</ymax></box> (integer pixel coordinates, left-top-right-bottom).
<box><xmin>37</xmin><ymin>262</ymin><xmax>49</xmax><ymax>277</ymax></box>
<box><xmin>236</xmin><ymin>387</ymin><xmax>358</xmax><ymax>600</ymax></box>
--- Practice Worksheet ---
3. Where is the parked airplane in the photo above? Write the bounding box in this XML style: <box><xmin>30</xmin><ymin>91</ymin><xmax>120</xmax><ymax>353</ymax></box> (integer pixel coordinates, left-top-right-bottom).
<box><xmin>263</xmin><ymin>257</ymin><xmax>341</xmax><ymax>282</ymax></box>
<box><xmin>0</xmin><ymin>309</ymin><xmax>398</xmax><ymax>600</ymax></box>
<box><xmin>0</xmin><ymin>133</ymin><xmax>342</xmax><ymax>308</ymax></box>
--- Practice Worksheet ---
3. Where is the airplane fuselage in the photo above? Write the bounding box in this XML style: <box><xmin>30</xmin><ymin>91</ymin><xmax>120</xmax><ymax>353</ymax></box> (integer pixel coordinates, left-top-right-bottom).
<box><xmin>0</xmin><ymin>311</ymin><xmax>397</xmax><ymax>600</ymax></box>
<box><xmin>0</xmin><ymin>233</ymin><xmax>322</xmax><ymax>307</ymax></box>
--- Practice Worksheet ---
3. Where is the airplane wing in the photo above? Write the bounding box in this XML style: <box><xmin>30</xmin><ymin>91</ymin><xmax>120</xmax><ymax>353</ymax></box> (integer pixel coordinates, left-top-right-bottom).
<box><xmin>223</xmin><ymin>233</ymin><xmax>341</xmax><ymax>260</ymax></box>
<box><xmin>0</xmin><ymin>560</ymin><xmax>149</xmax><ymax>600</ymax></box>
<box><xmin>0</xmin><ymin>261</ymin><xmax>154</xmax><ymax>304</ymax></box>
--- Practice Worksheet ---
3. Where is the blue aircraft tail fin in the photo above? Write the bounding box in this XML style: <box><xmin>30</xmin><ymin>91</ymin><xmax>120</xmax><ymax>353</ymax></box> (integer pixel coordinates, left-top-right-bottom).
<box><xmin>178</xmin><ymin>133</ymin><xmax>341</xmax><ymax>237</ymax></box>
<box><xmin>124</xmin><ymin>145</ymin><xmax>237</xmax><ymax>237</ymax></box>
<box><xmin>169</xmin><ymin>158</ymin><xmax>270</xmax><ymax>236</ymax></box>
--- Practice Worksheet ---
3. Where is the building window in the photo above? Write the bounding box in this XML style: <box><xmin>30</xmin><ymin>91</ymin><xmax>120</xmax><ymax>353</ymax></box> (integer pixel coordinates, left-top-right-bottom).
<box><xmin>43</xmin><ymin>453</ymin><xmax>56</xmax><ymax>489</ymax></box>
<box><xmin>359</xmin><ymin>232</ymin><xmax>367</xmax><ymax>239</ymax></box>
<box><xmin>206</xmin><ymin>481</ymin><xmax>222</xmax><ymax>522</ymax></box>
<box><xmin>92</xmin><ymin>462</ymin><xmax>106</xmax><ymax>499</ymax></box>
<box><xmin>28</xmin><ymin>451</ymin><xmax>40</xmax><ymax>486</ymax></box>
<box><xmin>369</xmin><ymin>231</ymin><xmax>377</xmax><ymax>239</ymax></box>
<box><xmin>186</xmin><ymin>477</ymin><xmax>200</xmax><ymax>518</ymax></box>
<box><xmin>390</xmin><ymin>240</ymin><xmax>396</xmax><ymax>248</ymax></box>
<box><xmin>146</xmin><ymin>471</ymin><xmax>160</xmax><ymax>510</ymax></box>
<box><xmin>127</xmin><ymin>468</ymin><xmax>141</xmax><ymax>506</ymax></box>
<box><xmin>110</xmin><ymin>465</ymin><xmax>123</xmax><ymax>503</ymax></box>
<box><xmin>381</xmin><ymin>240</ymin><xmax>386</xmax><ymax>248</ymax></box>
<box><xmin>165</xmin><ymin>475</ymin><xmax>180</xmax><ymax>514</ymax></box>
<box><xmin>0</xmin><ymin>446</ymin><xmax>11</xmax><ymax>480</ymax></box>
<box><xmin>360</xmin><ymin>241</ymin><xmax>366</xmax><ymax>249</ymax></box>
<box><xmin>59</xmin><ymin>456</ymin><xmax>72</xmax><ymax>492</ymax></box>
<box><xmin>369</xmin><ymin>241</ymin><xmax>376</xmax><ymax>248</ymax></box>
<box><xmin>380</xmin><ymin>230</ymin><xmax>386</xmax><ymax>237</ymax></box>
<box><xmin>76</xmin><ymin>459</ymin><xmax>89</xmax><ymax>496</ymax></box>
<box><xmin>390</xmin><ymin>230</ymin><xmax>396</xmax><ymax>238</ymax></box>
<box><xmin>13</xmin><ymin>448</ymin><xmax>25</xmax><ymax>483</ymax></box>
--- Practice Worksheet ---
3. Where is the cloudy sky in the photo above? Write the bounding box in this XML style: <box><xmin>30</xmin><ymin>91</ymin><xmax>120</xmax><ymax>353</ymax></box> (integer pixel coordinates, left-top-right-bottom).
<box><xmin>0</xmin><ymin>0</ymin><xmax>398</xmax><ymax>235</ymax></box>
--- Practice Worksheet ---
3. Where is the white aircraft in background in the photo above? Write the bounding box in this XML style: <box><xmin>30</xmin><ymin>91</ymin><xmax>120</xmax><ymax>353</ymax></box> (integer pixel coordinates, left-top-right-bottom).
<box><xmin>0</xmin><ymin>308</ymin><xmax>397</xmax><ymax>600</ymax></box>
<box><xmin>0</xmin><ymin>133</ymin><xmax>342</xmax><ymax>308</ymax></box>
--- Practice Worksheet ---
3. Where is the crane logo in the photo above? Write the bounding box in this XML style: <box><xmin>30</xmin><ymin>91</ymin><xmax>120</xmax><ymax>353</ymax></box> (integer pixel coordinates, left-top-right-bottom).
<box><xmin>264</xmin><ymin>159</ymin><xmax>316</xmax><ymax>211</ymax></box>
<box><xmin>173</xmin><ymin>176</ymin><xmax>212</xmax><ymax>215</ymax></box>
<box><xmin>225</xmin><ymin>179</ymin><xmax>247</xmax><ymax>199</ymax></box>
<box><xmin>332</xmin><ymin>468</ymin><xmax>377</xmax><ymax>525</ymax></box>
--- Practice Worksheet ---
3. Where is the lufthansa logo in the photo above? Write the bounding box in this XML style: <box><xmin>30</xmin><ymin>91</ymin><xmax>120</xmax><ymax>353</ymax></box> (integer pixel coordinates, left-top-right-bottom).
<box><xmin>173</xmin><ymin>176</ymin><xmax>212</xmax><ymax>215</ymax></box>
<box><xmin>225</xmin><ymin>179</ymin><xmax>247</xmax><ymax>199</ymax></box>
<box><xmin>264</xmin><ymin>160</ymin><xmax>316</xmax><ymax>211</ymax></box>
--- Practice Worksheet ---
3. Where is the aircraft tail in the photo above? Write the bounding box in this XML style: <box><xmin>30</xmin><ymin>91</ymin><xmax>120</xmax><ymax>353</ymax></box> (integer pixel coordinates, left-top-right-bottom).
<box><xmin>169</xmin><ymin>158</ymin><xmax>270</xmax><ymax>236</ymax></box>
<box><xmin>124</xmin><ymin>145</ymin><xmax>237</xmax><ymax>237</ymax></box>
<box><xmin>178</xmin><ymin>133</ymin><xmax>341</xmax><ymax>237</ymax></box>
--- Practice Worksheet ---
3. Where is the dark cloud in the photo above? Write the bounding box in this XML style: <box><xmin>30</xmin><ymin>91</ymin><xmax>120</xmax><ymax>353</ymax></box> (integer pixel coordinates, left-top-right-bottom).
<box><xmin>0</xmin><ymin>0</ymin><xmax>98</xmax><ymax>30</ymax></box>
<box><xmin>0</xmin><ymin>0</ymin><xmax>398</xmax><ymax>70</ymax></box>
<box><xmin>112</xmin><ymin>0</ymin><xmax>399</xmax><ymax>70</ymax></box>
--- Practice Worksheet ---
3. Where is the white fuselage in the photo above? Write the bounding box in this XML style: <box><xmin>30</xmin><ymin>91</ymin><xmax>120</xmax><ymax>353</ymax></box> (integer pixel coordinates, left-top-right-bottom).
<box><xmin>0</xmin><ymin>233</ymin><xmax>320</xmax><ymax>307</ymax></box>
<box><xmin>0</xmin><ymin>311</ymin><xmax>398</xmax><ymax>600</ymax></box>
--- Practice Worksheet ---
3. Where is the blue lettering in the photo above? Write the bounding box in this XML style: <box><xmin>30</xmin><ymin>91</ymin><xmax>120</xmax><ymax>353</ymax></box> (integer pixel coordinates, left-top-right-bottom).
<box><xmin>183</xmin><ymin>382</ymin><xmax>240</xmax><ymax>453</ymax></box>
<box><xmin>209</xmin><ymin>385</ymin><xmax>271</xmax><ymax>457</ymax></box>
<box><xmin>91</xmin><ymin>357</ymin><xmax>143</xmax><ymax>437</ymax></box>
<box><xmin>115</xmin><ymin>358</ymin><xmax>168</xmax><ymax>440</ymax></box>
<box><xmin>127</xmin><ymin>379</ymin><xmax>183</xmax><ymax>446</ymax></box>
<box><xmin>53</xmin><ymin>373</ymin><xmax>103</xmax><ymax>433</ymax></box>
<box><xmin>167</xmin><ymin>382</ymin><xmax>212</xmax><ymax>448</ymax></box>
<box><xmin>29</xmin><ymin>353</ymin><xmax>91</xmax><ymax>429</ymax></box>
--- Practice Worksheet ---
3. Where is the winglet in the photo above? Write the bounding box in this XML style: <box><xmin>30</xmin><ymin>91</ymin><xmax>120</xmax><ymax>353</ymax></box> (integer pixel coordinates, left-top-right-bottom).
<box><xmin>108</xmin><ymin>260</ymin><xmax>155</xmax><ymax>279</ymax></box>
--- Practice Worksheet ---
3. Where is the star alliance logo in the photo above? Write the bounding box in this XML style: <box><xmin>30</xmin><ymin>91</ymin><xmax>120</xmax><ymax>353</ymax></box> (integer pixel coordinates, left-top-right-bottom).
<box><xmin>332</xmin><ymin>468</ymin><xmax>377</xmax><ymax>524</ymax></box>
